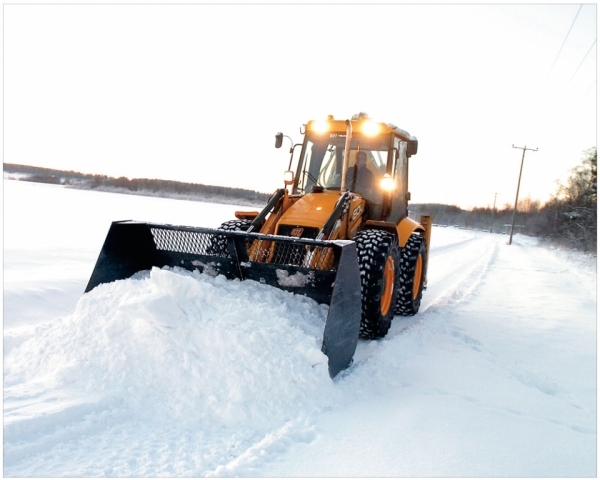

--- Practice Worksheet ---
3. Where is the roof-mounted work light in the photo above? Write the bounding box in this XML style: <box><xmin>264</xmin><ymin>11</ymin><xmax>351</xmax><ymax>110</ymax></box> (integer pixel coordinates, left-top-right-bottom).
<box><xmin>361</xmin><ymin>119</ymin><xmax>382</xmax><ymax>137</ymax></box>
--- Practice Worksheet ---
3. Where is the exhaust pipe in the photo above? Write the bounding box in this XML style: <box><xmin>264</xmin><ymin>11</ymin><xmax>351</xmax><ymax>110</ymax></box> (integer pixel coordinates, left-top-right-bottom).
<box><xmin>340</xmin><ymin>119</ymin><xmax>353</xmax><ymax>193</ymax></box>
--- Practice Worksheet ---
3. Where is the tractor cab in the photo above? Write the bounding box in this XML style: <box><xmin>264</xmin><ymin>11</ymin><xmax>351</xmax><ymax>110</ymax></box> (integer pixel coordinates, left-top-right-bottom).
<box><xmin>290</xmin><ymin>113</ymin><xmax>418</xmax><ymax>223</ymax></box>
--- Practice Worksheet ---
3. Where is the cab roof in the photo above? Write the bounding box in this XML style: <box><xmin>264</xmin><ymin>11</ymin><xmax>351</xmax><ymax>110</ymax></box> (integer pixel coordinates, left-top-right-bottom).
<box><xmin>306</xmin><ymin>113</ymin><xmax>414</xmax><ymax>142</ymax></box>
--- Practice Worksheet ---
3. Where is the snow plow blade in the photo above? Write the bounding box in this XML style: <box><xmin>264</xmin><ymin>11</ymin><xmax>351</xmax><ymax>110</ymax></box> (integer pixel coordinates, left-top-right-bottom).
<box><xmin>85</xmin><ymin>221</ymin><xmax>361</xmax><ymax>378</ymax></box>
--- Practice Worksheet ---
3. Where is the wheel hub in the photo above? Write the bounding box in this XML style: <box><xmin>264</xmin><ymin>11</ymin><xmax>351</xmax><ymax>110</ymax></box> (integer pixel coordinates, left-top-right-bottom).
<box><xmin>381</xmin><ymin>255</ymin><xmax>395</xmax><ymax>316</ymax></box>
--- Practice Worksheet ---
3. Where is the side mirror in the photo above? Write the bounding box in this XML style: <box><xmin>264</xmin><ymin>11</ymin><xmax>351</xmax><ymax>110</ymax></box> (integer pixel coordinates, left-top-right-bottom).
<box><xmin>275</xmin><ymin>132</ymin><xmax>283</xmax><ymax>149</ymax></box>
<box><xmin>283</xmin><ymin>170</ymin><xmax>294</xmax><ymax>185</ymax></box>
<box><xmin>407</xmin><ymin>136</ymin><xmax>418</xmax><ymax>156</ymax></box>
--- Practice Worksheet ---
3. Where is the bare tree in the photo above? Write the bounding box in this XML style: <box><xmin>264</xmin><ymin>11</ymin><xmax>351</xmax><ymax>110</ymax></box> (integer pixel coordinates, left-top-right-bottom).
<box><xmin>545</xmin><ymin>148</ymin><xmax>597</xmax><ymax>252</ymax></box>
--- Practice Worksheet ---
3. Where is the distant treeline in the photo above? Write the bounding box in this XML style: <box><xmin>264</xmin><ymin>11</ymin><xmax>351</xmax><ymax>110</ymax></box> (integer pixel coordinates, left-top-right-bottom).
<box><xmin>3</xmin><ymin>163</ymin><xmax>271</xmax><ymax>206</ymax></box>
<box><xmin>411</xmin><ymin>147</ymin><xmax>597</xmax><ymax>253</ymax></box>
<box><xmin>5</xmin><ymin>148</ymin><xmax>596</xmax><ymax>253</ymax></box>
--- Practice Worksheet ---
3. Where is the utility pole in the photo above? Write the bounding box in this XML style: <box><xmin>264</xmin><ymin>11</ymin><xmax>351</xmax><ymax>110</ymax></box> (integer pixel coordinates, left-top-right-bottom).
<box><xmin>508</xmin><ymin>145</ymin><xmax>538</xmax><ymax>245</ymax></box>
<box><xmin>490</xmin><ymin>192</ymin><xmax>497</xmax><ymax>233</ymax></box>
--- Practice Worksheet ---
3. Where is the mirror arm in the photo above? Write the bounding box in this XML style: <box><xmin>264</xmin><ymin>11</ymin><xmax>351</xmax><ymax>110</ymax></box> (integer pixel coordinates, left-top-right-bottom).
<box><xmin>288</xmin><ymin>143</ymin><xmax>302</xmax><ymax>171</ymax></box>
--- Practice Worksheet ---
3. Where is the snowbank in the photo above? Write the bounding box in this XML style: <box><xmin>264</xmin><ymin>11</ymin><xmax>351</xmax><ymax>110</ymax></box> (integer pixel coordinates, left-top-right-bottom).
<box><xmin>5</xmin><ymin>266</ymin><xmax>344</xmax><ymax>475</ymax></box>
<box><xmin>6</xmin><ymin>267</ymin><xmax>337</xmax><ymax>429</ymax></box>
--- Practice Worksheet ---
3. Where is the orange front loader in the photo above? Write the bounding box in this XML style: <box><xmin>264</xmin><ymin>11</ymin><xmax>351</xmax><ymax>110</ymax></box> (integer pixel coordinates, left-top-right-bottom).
<box><xmin>86</xmin><ymin>113</ymin><xmax>432</xmax><ymax>378</ymax></box>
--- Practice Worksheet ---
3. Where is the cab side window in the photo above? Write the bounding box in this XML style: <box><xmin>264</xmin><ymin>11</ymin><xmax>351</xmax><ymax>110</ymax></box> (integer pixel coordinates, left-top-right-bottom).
<box><xmin>387</xmin><ymin>138</ymin><xmax>409</xmax><ymax>223</ymax></box>
<box><xmin>395</xmin><ymin>139</ymin><xmax>408</xmax><ymax>196</ymax></box>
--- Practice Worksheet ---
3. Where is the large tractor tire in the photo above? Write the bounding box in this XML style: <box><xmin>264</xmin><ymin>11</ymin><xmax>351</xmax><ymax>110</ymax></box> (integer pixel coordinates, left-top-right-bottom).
<box><xmin>355</xmin><ymin>229</ymin><xmax>400</xmax><ymax>339</ymax></box>
<box><xmin>394</xmin><ymin>233</ymin><xmax>427</xmax><ymax>316</ymax></box>
<box><xmin>209</xmin><ymin>219</ymin><xmax>252</xmax><ymax>256</ymax></box>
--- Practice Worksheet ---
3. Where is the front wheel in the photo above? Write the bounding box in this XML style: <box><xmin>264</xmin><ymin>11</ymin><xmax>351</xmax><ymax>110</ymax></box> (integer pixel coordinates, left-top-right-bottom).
<box><xmin>355</xmin><ymin>229</ymin><xmax>400</xmax><ymax>339</ymax></box>
<box><xmin>208</xmin><ymin>219</ymin><xmax>252</xmax><ymax>256</ymax></box>
<box><xmin>394</xmin><ymin>233</ymin><xmax>427</xmax><ymax>316</ymax></box>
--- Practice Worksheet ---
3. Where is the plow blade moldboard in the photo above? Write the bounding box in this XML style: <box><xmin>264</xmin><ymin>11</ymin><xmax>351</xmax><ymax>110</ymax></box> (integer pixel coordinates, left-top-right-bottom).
<box><xmin>86</xmin><ymin>221</ymin><xmax>361</xmax><ymax>378</ymax></box>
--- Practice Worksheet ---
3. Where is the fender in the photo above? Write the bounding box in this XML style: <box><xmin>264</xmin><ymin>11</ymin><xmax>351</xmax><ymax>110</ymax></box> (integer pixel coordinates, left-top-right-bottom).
<box><xmin>363</xmin><ymin>218</ymin><xmax>424</xmax><ymax>248</ymax></box>
<box><xmin>363</xmin><ymin>220</ymin><xmax>398</xmax><ymax>238</ymax></box>
<box><xmin>397</xmin><ymin>217</ymin><xmax>425</xmax><ymax>248</ymax></box>
<box><xmin>398</xmin><ymin>215</ymin><xmax>432</xmax><ymax>288</ymax></box>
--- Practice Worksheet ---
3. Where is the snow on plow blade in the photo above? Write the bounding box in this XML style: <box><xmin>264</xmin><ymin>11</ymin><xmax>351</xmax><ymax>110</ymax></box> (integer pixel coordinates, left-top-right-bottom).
<box><xmin>85</xmin><ymin>221</ymin><xmax>361</xmax><ymax>378</ymax></box>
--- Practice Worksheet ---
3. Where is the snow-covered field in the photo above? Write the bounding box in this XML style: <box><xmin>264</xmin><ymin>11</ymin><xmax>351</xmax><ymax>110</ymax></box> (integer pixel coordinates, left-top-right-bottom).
<box><xmin>4</xmin><ymin>180</ymin><xmax>597</xmax><ymax>477</ymax></box>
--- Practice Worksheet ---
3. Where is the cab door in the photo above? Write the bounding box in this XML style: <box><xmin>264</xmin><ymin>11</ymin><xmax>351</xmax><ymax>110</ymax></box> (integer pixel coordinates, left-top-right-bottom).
<box><xmin>386</xmin><ymin>137</ymin><xmax>409</xmax><ymax>223</ymax></box>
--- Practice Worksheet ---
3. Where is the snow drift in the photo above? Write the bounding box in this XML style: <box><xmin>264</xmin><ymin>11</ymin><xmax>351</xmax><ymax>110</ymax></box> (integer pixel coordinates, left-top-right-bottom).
<box><xmin>5</xmin><ymin>265</ymin><xmax>343</xmax><ymax>474</ymax></box>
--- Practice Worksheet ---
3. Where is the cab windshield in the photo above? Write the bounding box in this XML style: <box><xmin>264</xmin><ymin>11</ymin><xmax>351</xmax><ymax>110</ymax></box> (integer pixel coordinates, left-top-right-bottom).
<box><xmin>295</xmin><ymin>132</ymin><xmax>392</xmax><ymax>200</ymax></box>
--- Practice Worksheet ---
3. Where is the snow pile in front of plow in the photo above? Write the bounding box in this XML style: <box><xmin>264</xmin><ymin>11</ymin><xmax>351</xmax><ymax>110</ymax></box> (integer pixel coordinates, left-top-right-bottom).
<box><xmin>5</xmin><ymin>267</ymin><xmax>338</xmax><ymax>438</ymax></box>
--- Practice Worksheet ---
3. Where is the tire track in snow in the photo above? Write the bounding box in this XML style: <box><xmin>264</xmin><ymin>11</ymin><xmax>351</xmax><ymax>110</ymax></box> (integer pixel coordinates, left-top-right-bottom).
<box><xmin>205</xmin><ymin>417</ymin><xmax>318</xmax><ymax>477</ymax></box>
<box><xmin>420</xmin><ymin>233</ymin><xmax>499</xmax><ymax>311</ymax></box>
<box><xmin>351</xmin><ymin>232</ymin><xmax>499</xmax><ymax>366</ymax></box>
<box><xmin>427</xmin><ymin>234</ymin><xmax>479</xmax><ymax>255</ymax></box>
<box><xmin>421</xmin><ymin>239</ymin><xmax>597</xmax><ymax>440</ymax></box>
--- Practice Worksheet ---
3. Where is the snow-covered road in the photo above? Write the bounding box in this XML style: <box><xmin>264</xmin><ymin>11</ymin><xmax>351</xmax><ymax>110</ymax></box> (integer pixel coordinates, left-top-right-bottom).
<box><xmin>4</xmin><ymin>180</ymin><xmax>597</xmax><ymax>477</ymax></box>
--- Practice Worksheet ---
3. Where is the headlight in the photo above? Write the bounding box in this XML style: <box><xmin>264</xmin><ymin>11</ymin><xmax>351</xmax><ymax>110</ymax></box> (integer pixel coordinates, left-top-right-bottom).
<box><xmin>380</xmin><ymin>174</ymin><xmax>396</xmax><ymax>192</ymax></box>
<box><xmin>361</xmin><ymin>120</ymin><xmax>381</xmax><ymax>137</ymax></box>
<box><xmin>311</xmin><ymin>120</ymin><xmax>330</xmax><ymax>134</ymax></box>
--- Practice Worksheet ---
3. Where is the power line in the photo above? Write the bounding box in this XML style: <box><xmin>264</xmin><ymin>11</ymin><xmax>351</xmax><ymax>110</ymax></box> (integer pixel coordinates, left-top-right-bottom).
<box><xmin>547</xmin><ymin>4</ymin><xmax>583</xmax><ymax>79</ymax></box>
<box><xmin>567</xmin><ymin>38</ymin><xmax>597</xmax><ymax>85</ymax></box>
<box><xmin>585</xmin><ymin>80</ymin><xmax>596</xmax><ymax>96</ymax></box>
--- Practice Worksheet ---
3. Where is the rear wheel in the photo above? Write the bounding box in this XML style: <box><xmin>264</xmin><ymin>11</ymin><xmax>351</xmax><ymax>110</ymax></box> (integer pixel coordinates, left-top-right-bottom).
<box><xmin>355</xmin><ymin>229</ymin><xmax>400</xmax><ymax>339</ymax></box>
<box><xmin>394</xmin><ymin>233</ymin><xmax>427</xmax><ymax>316</ymax></box>
<box><xmin>209</xmin><ymin>219</ymin><xmax>252</xmax><ymax>256</ymax></box>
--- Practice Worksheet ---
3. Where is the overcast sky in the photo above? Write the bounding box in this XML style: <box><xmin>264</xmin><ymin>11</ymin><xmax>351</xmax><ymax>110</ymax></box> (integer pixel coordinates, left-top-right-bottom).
<box><xmin>4</xmin><ymin>2</ymin><xmax>597</xmax><ymax>209</ymax></box>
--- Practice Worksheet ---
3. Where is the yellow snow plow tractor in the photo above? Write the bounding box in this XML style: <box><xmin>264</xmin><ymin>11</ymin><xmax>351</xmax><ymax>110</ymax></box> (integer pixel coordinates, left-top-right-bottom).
<box><xmin>86</xmin><ymin>113</ymin><xmax>432</xmax><ymax>378</ymax></box>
